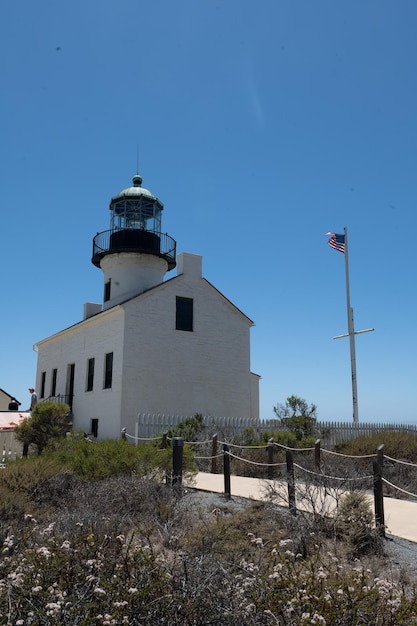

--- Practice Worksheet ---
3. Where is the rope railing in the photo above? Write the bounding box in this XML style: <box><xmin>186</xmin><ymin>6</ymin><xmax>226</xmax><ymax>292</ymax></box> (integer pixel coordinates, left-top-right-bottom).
<box><xmin>125</xmin><ymin>432</ymin><xmax>162</xmax><ymax>442</ymax></box>
<box><xmin>125</xmin><ymin>429</ymin><xmax>417</xmax><ymax>468</ymax></box>
<box><xmin>226</xmin><ymin>450</ymin><xmax>286</xmax><ymax>468</ymax></box>
<box><xmin>194</xmin><ymin>453</ymin><xmax>224</xmax><ymax>461</ymax></box>
<box><xmin>124</xmin><ymin>427</ymin><xmax>417</xmax><ymax>530</ymax></box>
<box><xmin>384</xmin><ymin>454</ymin><xmax>417</xmax><ymax>468</ymax></box>
<box><xmin>218</xmin><ymin>441</ymin><xmax>268</xmax><ymax>450</ymax></box>
<box><xmin>382</xmin><ymin>477</ymin><xmax>417</xmax><ymax>500</ymax></box>
<box><xmin>293</xmin><ymin>462</ymin><xmax>374</xmax><ymax>483</ymax></box>
<box><xmin>321</xmin><ymin>448</ymin><xmax>375</xmax><ymax>459</ymax></box>
<box><xmin>273</xmin><ymin>442</ymin><xmax>315</xmax><ymax>452</ymax></box>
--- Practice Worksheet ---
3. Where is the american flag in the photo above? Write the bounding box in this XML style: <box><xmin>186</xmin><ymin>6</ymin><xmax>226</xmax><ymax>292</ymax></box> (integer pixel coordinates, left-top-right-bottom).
<box><xmin>326</xmin><ymin>232</ymin><xmax>345</xmax><ymax>253</ymax></box>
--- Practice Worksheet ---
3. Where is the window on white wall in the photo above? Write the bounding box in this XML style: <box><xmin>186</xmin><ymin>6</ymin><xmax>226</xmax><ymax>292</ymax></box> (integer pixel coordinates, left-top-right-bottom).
<box><xmin>176</xmin><ymin>296</ymin><xmax>193</xmax><ymax>331</ymax></box>
<box><xmin>91</xmin><ymin>418</ymin><xmax>99</xmax><ymax>438</ymax></box>
<box><xmin>104</xmin><ymin>352</ymin><xmax>113</xmax><ymax>389</ymax></box>
<box><xmin>40</xmin><ymin>372</ymin><xmax>46</xmax><ymax>399</ymax></box>
<box><xmin>86</xmin><ymin>358</ymin><xmax>95</xmax><ymax>392</ymax></box>
<box><xmin>51</xmin><ymin>369</ymin><xmax>57</xmax><ymax>397</ymax></box>
<box><xmin>104</xmin><ymin>279</ymin><xmax>111</xmax><ymax>302</ymax></box>
<box><xmin>66</xmin><ymin>363</ymin><xmax>75</xmax><ymax>410</ymax></box>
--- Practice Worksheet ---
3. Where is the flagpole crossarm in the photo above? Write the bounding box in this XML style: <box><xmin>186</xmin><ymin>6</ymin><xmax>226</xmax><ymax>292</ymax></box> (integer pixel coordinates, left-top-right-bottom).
<box><xmin>333</xmin><ymin>328</ymin><xmax>375</xmax><ymax>340</ymax></box>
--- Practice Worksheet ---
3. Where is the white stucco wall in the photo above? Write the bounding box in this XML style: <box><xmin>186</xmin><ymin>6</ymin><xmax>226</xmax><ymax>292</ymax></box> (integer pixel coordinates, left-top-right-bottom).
<box><xmin>119</xmin><ymin>253</ymin><xmax>255</xmax><ymax>434</ymax></box>
<box><xmin>36</xmin><ymin>308</ymin><xmax>125</xmax><ymax>439</ymax></box>
<box><xmin>100</xmin><ymin>252</ymin><xmax>168</xmax><ymax>309</ymax></box>
<box><xmin>35</xmin><ymin>252</ymin><xmax>259</xmax><ymax>440</ymax></box>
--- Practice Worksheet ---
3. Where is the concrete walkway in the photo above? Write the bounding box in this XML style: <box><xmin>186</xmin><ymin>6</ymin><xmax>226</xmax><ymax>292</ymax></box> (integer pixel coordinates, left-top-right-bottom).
<box><xmin>192</xmin><ymin>472</ymin><xmax>417</xmax><ymax>544</ymax></box>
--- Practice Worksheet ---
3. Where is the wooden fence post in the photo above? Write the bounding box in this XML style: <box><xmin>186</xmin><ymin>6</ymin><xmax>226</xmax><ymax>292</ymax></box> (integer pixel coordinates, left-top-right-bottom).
<box><xmin>160</xmin><ymin>432</ymin><xmax>168</xmax><ymax>449</ymax></box>
<box><xmin>211</xmin><ymin>434</ymin><xmax>218</xmax><ymax>474</ymax></box>
<box><xmin>223</xmin><ymin>444</ymin><xmax>231</xmax><ymax>500</ymax></box>
<box><xmin>267</xmin><ymin>438</ymin><xmax>274</xmax><ymax>479</ymax></box>
<box><xmin>315</xmin><ymin>439</ymin><xmax>321</xmax><ymax>471</ymax></box>
<box><xmin>172</xmin><ymin>437</ymin><xmax>184</xmax><ymax>488</ymax></box>
<box><xmin>373</xmin><ymin>459</ymin><xmax>385</xmax><ymax>536</ymax></box>
<box><xmin>286</xmin><ymin>450</ymin><xmax>296</xmax><ymax>514</ymax></box>
<box><xmin>377</xmin><ymin>443</ymin><xmax>384</xmax><ymax>469</ymax></box>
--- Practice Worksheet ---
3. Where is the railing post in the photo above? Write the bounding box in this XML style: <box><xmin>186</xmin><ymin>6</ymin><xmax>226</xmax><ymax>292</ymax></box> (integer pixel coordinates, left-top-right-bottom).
<box><xmin>223</xmin><ymin>444</ymin><xmax>231</xmax><ymax>500</ymax></box>
<box><xmin>160</xmin><ymin>432</ymin><xmax>168</xmax><ymax>449</ymax></box>
<box><xmin>286</xmin><ymin>450</ymin><xmax>296</xmax><ymax>515</ymax></box>
<box><xmin>161</xmin><ymin>433</ymin><xmax>169</xmax><ymax>484</ymax></box>
<box><xmin>373</xmin><ymin>459</ymin><xmax>385</xmax><ymax>536</ymax></box>
<box><xmin>211</xmin><ymin>434</ymin><xmax>218</xmax><ymax>474</ymax></box>
<box><xmin>267</xmin><ymin>438</ymin><xmax>274</xmax><ymax>479</ymax></box>
<box><xmin>172</xmin><ymin>437</ymin><xmax>184</xmax><ymax>488</ymax></box>
<box><xmin>377</xmin><ymin>443</ymin><xmax>384</xmax><ymax>469</ymax></box>
<box><xmin>315</xmin><ymin>439</ymin><xmax>321</xmax><ymax>471</ymax></box>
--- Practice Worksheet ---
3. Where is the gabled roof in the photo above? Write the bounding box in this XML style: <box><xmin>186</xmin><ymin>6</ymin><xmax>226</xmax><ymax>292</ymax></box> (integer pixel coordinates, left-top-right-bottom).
<box><xmin>36</xmin><ymin>269</ymin><xmax>254</xmax><ymax>345</ymax></box>
<box><xmin>0</xmin><ymin>388</ymin><xmax>21</xmax><ymax>404</ymax></box>
<box><xmin>202</xmin><ymin>278</ymin><xmax>254</xmax><ymax>326</ymax></box>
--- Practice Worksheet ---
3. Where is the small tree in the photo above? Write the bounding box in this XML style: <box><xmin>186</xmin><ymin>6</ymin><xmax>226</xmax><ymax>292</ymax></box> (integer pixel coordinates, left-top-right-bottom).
<box><xmin>15</xmin><ymin>401</ymin><xmax>71</xmax><ymax>455</ymax></box>
<box><xmin>166</xmin><ymin>413</ymin><xmax>206</xmax><ymax>442</ymax></box>
<box><xmin>273</xmin><ymin>395</ymin><xmax>317</xmax><ymax>440</ymax></box>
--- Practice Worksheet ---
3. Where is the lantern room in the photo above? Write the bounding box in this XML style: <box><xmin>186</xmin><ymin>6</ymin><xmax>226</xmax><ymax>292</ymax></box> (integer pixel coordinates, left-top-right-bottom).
<box><xmin>110</xmin><ymin>174</ymin><xmax>163</xmax><ymax>232</ymax></box>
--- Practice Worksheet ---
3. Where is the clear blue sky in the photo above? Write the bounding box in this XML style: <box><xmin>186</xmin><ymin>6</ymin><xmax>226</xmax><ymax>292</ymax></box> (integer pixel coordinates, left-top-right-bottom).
<box><xmin>1</xmin><ymin>1</ymin><xmax>416</xmax><ymax>423</ymax></box>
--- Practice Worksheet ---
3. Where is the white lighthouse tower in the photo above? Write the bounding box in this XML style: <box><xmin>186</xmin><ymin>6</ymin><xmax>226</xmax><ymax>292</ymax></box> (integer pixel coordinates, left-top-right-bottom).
<box><xmin>92</xmin><ymin>174</ymin><xmax>176</xmax><ymax>309</ymax></box>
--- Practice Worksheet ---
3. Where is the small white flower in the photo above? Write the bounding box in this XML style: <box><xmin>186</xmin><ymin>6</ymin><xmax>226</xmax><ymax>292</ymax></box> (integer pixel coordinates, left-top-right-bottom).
<box><xmin>37</xmin><ymin>546</ymin><xmax>51</xmax><ymax>558</ymax></box>
<box><xmin>94</xmin><ymin>587</ymin><xmax>106</xmax><ymax>596</ymax></box>
<box><xmin>279</xmin><ymin>538</ymin><xmax>293</xmax><ymax>547</ymax></box>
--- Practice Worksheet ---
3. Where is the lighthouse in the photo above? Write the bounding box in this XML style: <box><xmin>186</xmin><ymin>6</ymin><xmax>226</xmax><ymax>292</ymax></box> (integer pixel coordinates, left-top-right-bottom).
<box><xmin>92</xmin><ymin>174</ymin><xmax>176</xmax><ymax>310</ymax></box>
<box><xmin>34</xmin><ymin>171</ymin><xmax>259</xmax><ymax>440</ymax></box>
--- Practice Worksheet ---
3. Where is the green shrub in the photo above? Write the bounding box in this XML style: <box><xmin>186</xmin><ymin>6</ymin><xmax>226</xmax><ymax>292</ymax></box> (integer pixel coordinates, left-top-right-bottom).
<box><xmin>335</xmin><ymin>491</ymin><xmax>383</xmax><ymax>557</ymax></box>
<box><xmin>335</xmin><ymin>431</ymin><xmax>417</xmax><ymax>460</ymax></box>
<box><xmin>14</xmin><ymin>401</ymin><xmax>71</xmax><ymax>454</ymax></box>
<box><xmin>244</xmin><ymin>428</ymin><xmax>315</xmax><ymax>449</ymax></box>
<box><xmin>44</xmin><ymin>436</ymin><xmax>197</xmax><ymax>481</ymax></box>
<box><xmin>0</xmin><ymin>456</ymin><xmax>63</xmax><ymax>494</ymax></box>
<box><xmin>166</xmin><ymin>412</ymin><xmax>206</xmax><ymax>441</ymax></box>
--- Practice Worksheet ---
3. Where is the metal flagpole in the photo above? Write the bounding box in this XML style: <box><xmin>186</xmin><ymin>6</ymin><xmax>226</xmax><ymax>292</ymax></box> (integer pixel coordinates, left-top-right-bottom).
<box><xmin>328</xmin><ymin>228</ymin><xmax>374</xmax><ymax>424</ymax></box>
<box><xmin>343</xmin><ymin>228</ymin><xmax>358</xmax><ymax>423</ymax></box>
<box><xmin>332</xmin><ymin>227</ymin><xmax>376</xmax><ymax>424</ymax></box>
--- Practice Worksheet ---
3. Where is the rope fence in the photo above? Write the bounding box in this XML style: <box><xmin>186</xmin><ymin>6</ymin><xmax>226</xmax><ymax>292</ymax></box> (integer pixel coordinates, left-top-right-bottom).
<box><xmin>384</xmin><ymin>454</ymin><xmax>417</xmax><ymax>468</ymax></box>
<box><xmin>123</xmin><ymin>427</ymin><xmax>417</xmax><ymax>533</ymax></box>
<box><xmin>381</xmin><ymin>478</ymin><xmax>417</xmax><ymax>499</ymax></box>
<box><xmin>293</xmin><ymin>462</ymin><xmax>374</xmax><ymax>483</ymax></box>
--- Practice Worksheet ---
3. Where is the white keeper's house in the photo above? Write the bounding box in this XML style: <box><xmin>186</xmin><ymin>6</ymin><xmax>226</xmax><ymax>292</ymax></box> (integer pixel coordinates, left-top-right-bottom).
<box><xmin>34</xmin><ymin>173</ymin><xmax>260</xmax><ymax>439</ymax></box>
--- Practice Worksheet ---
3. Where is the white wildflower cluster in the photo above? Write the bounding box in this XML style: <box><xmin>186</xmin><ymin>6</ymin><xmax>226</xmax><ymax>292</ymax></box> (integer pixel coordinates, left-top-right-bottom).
<box><xmin>36</xmin><ymin>546</ymin><xmax>52</xmax><ymax>559</ymax></box>
<box><xmin>41</xmin><ymin>522</ymin><xmax>56</xmax><ymax>536</ymax></box>
<box><xmin>247</xmin><ymin>532</ymin><xmax>264</xmax><ymax>547</ymax></box>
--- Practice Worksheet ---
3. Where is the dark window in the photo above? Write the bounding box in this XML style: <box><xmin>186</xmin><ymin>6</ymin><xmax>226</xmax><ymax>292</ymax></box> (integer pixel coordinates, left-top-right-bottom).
<box><xmin>91</xmin><ymin>418</ymin><xmax>99</xmax><ymax>438</ymax></box>
<box><xmin>86</xmin><ymin>358</ymin><xmax>95</xmax><ymax>392</ymax></box>
<box><xmin>66</xmin><ymin>363</ymin><xmax>75</xmax><ymax>410</ymax></box>
<box><xmin>104</xmin><ymin>279</ymin><xmax>111</xmax><ymax>302</ymax></box>
<box><xmin>176</xmin><ymin>297</ymin><xmax>193</xmax><ymax>331</ymax></box>
<box><xmin>51</xmin><ymin>369</ymin><xmax>57</xmax><ymax>397</ymax></box>
<box><xmin>104</xmin><ymin>352</ymin><xmax>113</xmax><ymax>389</ymax></box>
<box><xmin>40</xmin><ymin>372</ymin><xmax>46</xmax><ymax>399</ymax></box>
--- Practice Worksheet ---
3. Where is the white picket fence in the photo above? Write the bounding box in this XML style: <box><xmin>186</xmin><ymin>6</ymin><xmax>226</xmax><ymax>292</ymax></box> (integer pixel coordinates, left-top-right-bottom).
<box><xmin>134</xmin><ymin>413</ymin><xmax>417</xmax><ymax>445</ymax></box>
<box><xmin>0</xmin><ymin>431</ymin><xmax>23</xmax><ymax>465</ymax></box>
<box><xmin>135</xmin><ymin>413</ymin><xmax>258</xmax><ymax>440</ymax></box>
<box><xmin>316</xmin><ymin>421</ymin><xmax>417</xmax><ymax>448</ymax></box>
